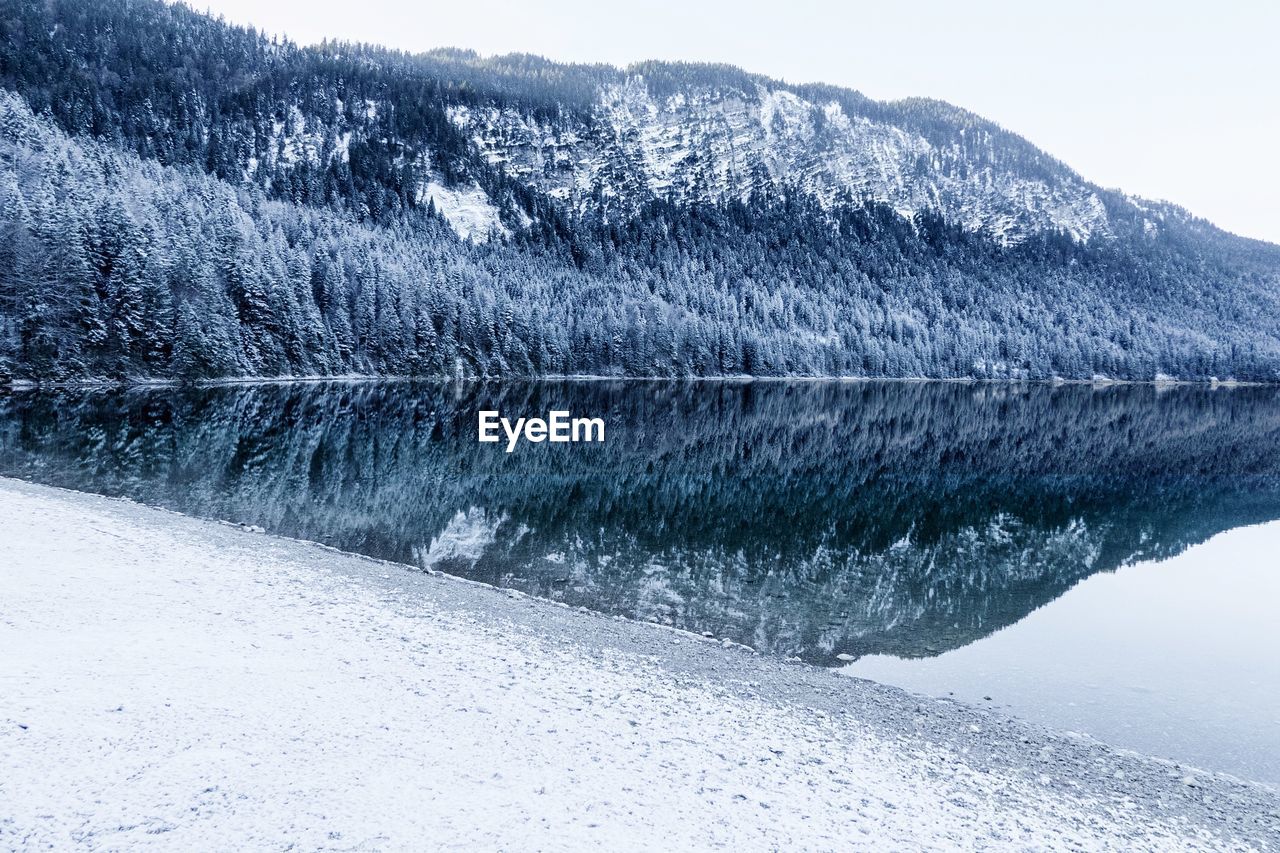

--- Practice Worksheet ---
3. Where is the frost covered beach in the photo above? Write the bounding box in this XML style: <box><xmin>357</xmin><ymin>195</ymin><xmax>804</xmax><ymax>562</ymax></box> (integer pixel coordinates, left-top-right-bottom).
<box><xmin>2</xmin><ymin>478</ymin><xmax>1276</xmax><ymax>850</ymax></box>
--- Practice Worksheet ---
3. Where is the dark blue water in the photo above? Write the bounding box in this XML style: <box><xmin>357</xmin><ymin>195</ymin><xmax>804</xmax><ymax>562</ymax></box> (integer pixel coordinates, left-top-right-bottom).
<box><xmin>1</xmin><ymin>380</ymin><xmax>1278</xmax><ymax>785</ymax></box>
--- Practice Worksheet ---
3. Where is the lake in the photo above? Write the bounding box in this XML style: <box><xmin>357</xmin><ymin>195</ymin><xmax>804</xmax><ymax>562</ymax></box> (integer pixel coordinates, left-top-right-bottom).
<box><xmin>1</xmin><ymin>380</ymin><xmax>1278</xmax><ymax>787</ymax></box>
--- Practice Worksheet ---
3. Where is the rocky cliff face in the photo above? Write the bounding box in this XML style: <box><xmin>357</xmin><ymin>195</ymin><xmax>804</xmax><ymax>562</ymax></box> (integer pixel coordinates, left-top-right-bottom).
<box><xmin>446</xmin><ymin>77</ymin><xmax>1112</xmax><ymax>244</ymax></box>
<box><xmin>217</xmin><ymin>65</ymin><xmax>1121</xmax><ymax>245</ymax></box>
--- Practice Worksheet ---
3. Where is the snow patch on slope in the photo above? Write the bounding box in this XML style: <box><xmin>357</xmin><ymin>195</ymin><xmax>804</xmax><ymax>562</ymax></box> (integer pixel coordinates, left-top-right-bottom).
<box><xmin>419</xmin><ymin>180</ymin><xmax>508</xmax><ymax>242</ymax></box>
<box><xmin>245</xmin><ymin>98</ymin><xmax>354</xmax><ymax>181</ymax></box>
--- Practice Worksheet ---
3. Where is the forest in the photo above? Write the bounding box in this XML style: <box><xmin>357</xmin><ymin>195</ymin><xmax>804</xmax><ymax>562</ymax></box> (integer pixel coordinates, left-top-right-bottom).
<box><xmin>1</xmin><ymin>0</ymin><xmax>1279</xmax><ymax>382</ymax></box>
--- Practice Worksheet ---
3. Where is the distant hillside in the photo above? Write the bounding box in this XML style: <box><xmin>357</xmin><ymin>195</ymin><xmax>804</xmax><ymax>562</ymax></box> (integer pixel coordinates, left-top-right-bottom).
<box><xmin>1</xmin><ymin>0</ymin><xmax>1279</xmax><ymax>382</ymax></box>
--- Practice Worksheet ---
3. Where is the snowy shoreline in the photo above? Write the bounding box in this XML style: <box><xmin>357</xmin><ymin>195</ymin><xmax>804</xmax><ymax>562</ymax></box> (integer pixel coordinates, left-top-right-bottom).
<box><xmin>3</xmin><ymin>373</ymin><xmax>1276</xmax><ymax>392</ymax></box>
<box><xmin>1</xmin><ymin>479</ymin><xmax>1276</xmax><ymax>850</ymax></box>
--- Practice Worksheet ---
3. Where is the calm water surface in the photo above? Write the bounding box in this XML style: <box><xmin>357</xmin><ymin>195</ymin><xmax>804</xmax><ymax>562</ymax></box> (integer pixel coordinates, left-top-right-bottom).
<box><xmin>1</xmin><ymin>381</ymin><xmax>1277</xmax><ymax>786</ymax></box>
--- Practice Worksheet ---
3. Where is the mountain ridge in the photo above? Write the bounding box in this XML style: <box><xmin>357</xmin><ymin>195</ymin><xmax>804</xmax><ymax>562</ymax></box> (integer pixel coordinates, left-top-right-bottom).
<box><xmin>0</xmin><ymin>0</ymin><xmax>1248</xmax><ymax>247</ymax></box>
<box><xmin>223</xmin><ymin>45</ymin><xmax>1274</xmax><ymax>252</ymax></box>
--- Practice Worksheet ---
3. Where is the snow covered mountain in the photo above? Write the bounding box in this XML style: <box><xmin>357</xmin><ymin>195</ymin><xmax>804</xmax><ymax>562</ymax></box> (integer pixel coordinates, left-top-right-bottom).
<box><xmin>3</xmin><ymin>0</ymin><xmax>1280</xmax><ymax>382</ymax></box>
<box><xmin>0</xmin><ymin>0</ymin><xmax>1256</xmax><ymax>255</ymax></box>
<box><xmin>174</xmin><ymin>49</ymin><xmax>1125</xmax><ymax>245</ymax></box>
<box><xmin>448</xmin><ymin>76</ymin><xmax>1111</xmax><ymax>244</ymax></box>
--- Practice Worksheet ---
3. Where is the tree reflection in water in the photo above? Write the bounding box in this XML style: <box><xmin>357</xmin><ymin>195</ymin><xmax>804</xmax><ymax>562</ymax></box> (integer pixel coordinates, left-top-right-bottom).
<box><xmin>3</xmin><ymin>380</ymin><xmax>1278</xmax><ymax>664</ymax></box>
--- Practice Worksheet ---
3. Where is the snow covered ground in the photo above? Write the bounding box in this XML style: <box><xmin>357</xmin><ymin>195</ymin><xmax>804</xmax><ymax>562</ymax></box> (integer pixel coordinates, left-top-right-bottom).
<box><xmin>1</xmin><ymin>478</ymin><xmax>1276</xmax><ymax>850</ymax></box>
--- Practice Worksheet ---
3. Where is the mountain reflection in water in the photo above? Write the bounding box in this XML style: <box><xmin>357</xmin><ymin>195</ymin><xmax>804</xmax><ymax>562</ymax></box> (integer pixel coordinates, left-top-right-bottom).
<box><xmin>2</xmin><ymin>380</ymin><xmax>1278</xmax><ymax>666</ymax></box>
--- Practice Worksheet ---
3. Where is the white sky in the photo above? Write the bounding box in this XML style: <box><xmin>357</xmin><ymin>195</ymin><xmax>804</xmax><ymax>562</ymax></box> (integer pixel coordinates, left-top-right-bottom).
<box><xmin>191</xmin><ymin>0</ymin><xmax>1280</xmax><ymax>244</ymax></box>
